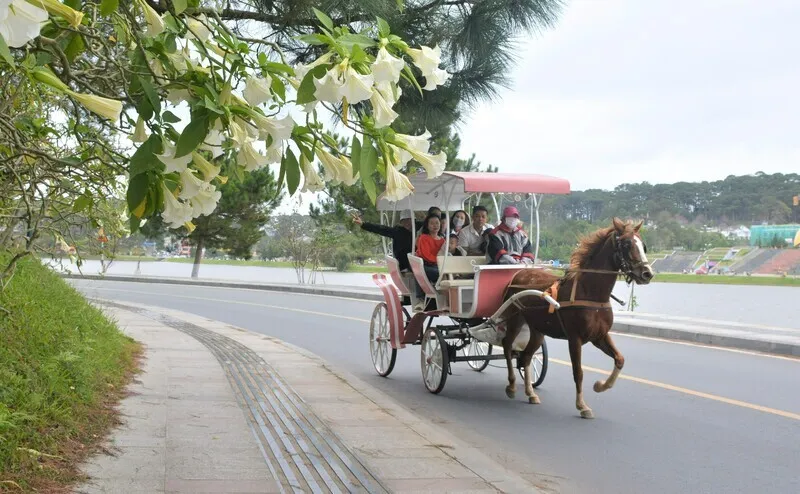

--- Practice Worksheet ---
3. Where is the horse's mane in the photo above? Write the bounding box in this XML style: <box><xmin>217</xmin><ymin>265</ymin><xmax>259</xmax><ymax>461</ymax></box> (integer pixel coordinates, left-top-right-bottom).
<box><xmin>564</xmin><ymin>226</ymin><xmax>616</xmax><ymax>279</ymax></box>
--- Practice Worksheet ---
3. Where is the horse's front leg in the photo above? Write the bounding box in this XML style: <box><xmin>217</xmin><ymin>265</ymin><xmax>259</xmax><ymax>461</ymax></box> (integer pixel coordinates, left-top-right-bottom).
<box><xmin>592</xmin><ymin>332</ymin><xmax>625</xmax><ymax>393</ymax></box>
<box><xmin>568</xmin><ymin>337</ymin><xmax>593</xmax><ymax>419</ymax></box>
<box><xmin>522</xmin><ymin>329</ymin><xmax>544</xmax><ymax>404</ymax></box>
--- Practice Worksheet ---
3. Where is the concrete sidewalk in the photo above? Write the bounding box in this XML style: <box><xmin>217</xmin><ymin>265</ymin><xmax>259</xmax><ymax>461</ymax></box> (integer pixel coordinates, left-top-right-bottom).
<box><xmin>75</xmin><ymin>299</ymin><xmax>539</xmax><ymax>494</ymax></box>
<box><xmin>64</xmin><ymin>273</ymin><xmax>800</xmax><ymax>358</ymax></box>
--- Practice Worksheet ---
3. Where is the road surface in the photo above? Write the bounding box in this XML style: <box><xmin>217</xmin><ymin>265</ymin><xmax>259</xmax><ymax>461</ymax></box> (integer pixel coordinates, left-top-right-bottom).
<box><xmin>71</xmin><ymin>279</ymin><xmax>800</xmax><ymax>494</ymax></box>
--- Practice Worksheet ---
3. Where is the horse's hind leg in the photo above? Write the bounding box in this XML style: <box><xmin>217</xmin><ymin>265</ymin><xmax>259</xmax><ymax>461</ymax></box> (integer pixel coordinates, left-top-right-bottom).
<box><xmin>568</xmin><ymin>337</ymin><xmax>593</xmax><ymax>419</ymax></box>
<box><xmin>502</xmin><ymin>315</ymin><xmax>522</xmax><ymax>399</ymax></box>
<box><xmin>592</xmin><ymin>332</ymin><xmax>625</xmax><ymax>393</ymax></box>
<box><xmin>521</xmin><ymin>330</ymin><xmax>544</xmax><ymax>404</ymax></box>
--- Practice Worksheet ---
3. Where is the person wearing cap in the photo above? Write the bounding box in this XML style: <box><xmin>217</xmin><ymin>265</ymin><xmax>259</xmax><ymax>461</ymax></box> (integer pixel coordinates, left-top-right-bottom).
<box><xmin>458</xmin><ymin>205</ymin><xmax>493</xmax><ymax>255</ymax></box>
<box><xmin>486</xmin><ymin>206</ymin><xmax>534</xmax><ymax>264</ymax></box>
<box><xmin>352</xmin><ymin>211</ymin><xmax>413</xmax><ymax>271</ymax></box>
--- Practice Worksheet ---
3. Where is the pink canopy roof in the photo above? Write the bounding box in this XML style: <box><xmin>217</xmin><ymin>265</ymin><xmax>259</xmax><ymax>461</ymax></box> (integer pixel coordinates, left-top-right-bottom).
<box><xmin>376</xmin><ymin>171</ymin><xmax>571</xmax><ymax>211</ymax></box>
<box><xmin>445</xmin><ymin>171</ymin><xmax>571</xmax><ymax>195</ymax></box>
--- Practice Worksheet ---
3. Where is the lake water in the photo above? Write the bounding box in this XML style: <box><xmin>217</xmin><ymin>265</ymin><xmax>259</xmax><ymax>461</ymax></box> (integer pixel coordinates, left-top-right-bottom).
<box><xmin>49</xmin><ymin>259</ymin><xmax>799</xmax><ymax>330</ymax></box>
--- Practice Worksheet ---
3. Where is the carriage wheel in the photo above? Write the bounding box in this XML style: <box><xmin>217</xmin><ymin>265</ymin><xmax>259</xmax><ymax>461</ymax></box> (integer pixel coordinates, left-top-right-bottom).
<box><xmin>421</xmin><ymin>326</ymin><xmax>449</xmax><ymax>394</ymax></box>
<box><xmin>369</xmin><ymin>302</ymin><xmax>397</xmax><ymax>377</ymax></box>
<box><xmin>465</xmin><ymin>339</ymin><xmax>492</xmax><ymax>372</ymax></box>
<box><xmin>517</xmin><ymin>340</ymin><xmax>549</xmax><ymax>388</ymax></box>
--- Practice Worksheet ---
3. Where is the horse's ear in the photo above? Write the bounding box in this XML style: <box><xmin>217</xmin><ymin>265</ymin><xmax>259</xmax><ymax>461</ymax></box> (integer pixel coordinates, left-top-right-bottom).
<box><xmin>634</xmin><ymin>220</ymin><xmax>644</xmax><ymax>232</ymax></box>
<box><xmin>612</xmin><ymin>217</ymin><xmax>625</xmax><ymax>232</ymax></box>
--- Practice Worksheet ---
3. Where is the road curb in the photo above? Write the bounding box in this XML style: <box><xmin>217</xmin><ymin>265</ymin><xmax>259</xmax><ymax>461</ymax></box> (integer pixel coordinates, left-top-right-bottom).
<box><xmin>65</xmin><ymin>273</ymin><xmax>800</xmax><ymax>358</ymax></box>
<box><xmin>93</xmin><ymin>297</ymin><xmax>542</xmax><ymax>493</ymax></box>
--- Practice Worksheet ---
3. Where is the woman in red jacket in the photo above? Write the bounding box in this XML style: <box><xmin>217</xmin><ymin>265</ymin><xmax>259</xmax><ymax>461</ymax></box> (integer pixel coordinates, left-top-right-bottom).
<box><xmin>414</xmin><ymin>213</ymin><xmax>445</xmax><ymax>307</ymax></box>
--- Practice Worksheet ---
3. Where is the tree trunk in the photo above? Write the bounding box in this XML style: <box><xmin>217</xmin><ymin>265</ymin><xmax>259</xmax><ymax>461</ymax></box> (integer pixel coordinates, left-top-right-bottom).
<box><xmin>191</xmin><ymin>237</ymin><xmax>204</xmax><ymax>278</ymax></box>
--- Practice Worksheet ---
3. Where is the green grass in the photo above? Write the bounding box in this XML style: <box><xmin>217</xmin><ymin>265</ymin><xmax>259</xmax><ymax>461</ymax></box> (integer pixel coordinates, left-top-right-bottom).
<box><xmin>0</xmin><ymin>252</ymin><xmax>140</xmax><ymax>491</ymax></box>
<box><xmin>652</xmin><ymin>273</ymin><xmax>800</xmax><ymax>286</ymax></box>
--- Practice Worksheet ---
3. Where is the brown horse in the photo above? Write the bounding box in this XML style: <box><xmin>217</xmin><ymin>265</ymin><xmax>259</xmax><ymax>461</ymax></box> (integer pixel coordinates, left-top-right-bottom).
<box><xmin>499</xmin><ymin>218</ymin><xmax>653</xmax><ymax>418</ymax></box>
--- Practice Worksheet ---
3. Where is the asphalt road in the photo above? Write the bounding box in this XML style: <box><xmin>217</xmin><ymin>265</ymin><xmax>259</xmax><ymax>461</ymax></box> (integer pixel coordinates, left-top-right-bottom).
<box><xmin>71</xmin><ymin>279</ymin><xmax>800</xmax><ymax>494</ymax></box>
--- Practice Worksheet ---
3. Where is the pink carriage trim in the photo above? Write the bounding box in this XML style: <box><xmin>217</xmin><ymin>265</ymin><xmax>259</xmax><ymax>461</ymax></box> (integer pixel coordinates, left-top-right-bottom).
<box><xmin>470</xmin><ymin>267</ymin><xmax>531</xmax><ymax>318</ymax></box>
<box><xmin>408</xmin><ymin>255</ymin><xmax>437</xmax><ymax>297</ymax></box>
<box><xmin>385</xmin><ymin>256</ymin><xmax>411</xmax><ymax>295</ymax></box>
<box><xmin>372</xmin><ymin>273</ymin><xmax>405</xmax><ymax>349</ymax></box>
<box><xmin>442</xmin><ymin>171</ymin><xmax>570</xmax><ymax>195</ymax></box>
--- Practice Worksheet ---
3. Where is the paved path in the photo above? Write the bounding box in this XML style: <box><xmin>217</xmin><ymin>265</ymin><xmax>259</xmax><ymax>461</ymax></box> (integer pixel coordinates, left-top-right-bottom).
<box><xmin>75</xmin><ymin>300</ymin><xmax>538</xmax><ymax>493</ymax></box>
<box><xmin>71</xmin><ymin>279</ymin><xmax>800</xmax><ymax>494</ymax></box>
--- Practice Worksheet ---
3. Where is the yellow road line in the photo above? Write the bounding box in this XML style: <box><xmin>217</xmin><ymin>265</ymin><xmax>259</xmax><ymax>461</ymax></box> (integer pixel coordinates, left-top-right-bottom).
<box><xmin>550</xmin><ymin>358</ymin><xmax>800</xmax><ymax>421</ymax></box>
<box><xmin>89</xmin><ymin>286</ymin><xmax>800</xmax><ymax>421</ymax></box>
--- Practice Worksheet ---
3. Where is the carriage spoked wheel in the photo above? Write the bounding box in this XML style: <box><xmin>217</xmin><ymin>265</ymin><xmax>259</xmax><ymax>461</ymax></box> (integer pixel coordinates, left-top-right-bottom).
<box><xmin>421</xmin><ymin>327</ymin><xmax>449</xmax><ymax>394</ymax></box>
<box><xmin>517</xmin><ymin>340</ymin><xmax>549</xmax><ymax>388</ymax></box>
<box><xmin>464</xmin><ymin>339</ymin><xmax>492</xmax><ymax>372</ymax></box>
<box><xmin>369</xmin><ymin>302</ymin><xmax>396</xmax><ymax>377</ymax></box>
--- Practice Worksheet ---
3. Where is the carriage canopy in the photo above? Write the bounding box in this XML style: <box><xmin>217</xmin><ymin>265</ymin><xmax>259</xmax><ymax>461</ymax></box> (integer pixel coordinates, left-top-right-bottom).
<box><xmin>375</xmin><ymin>171</ymin><xmax>571</xmax><ymax>212</ymax></box>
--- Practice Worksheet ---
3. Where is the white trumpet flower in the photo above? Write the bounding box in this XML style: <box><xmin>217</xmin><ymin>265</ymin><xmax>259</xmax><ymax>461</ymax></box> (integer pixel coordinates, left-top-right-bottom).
<box><xmin>313</xmin><ymin>65</ymin><xmax>344</xmax><ymax>103</ymax></box>
<box><xmin>137</xmin><ymin>0</ymin><xmax>165</xmax><ymax>37</ymax></box>
<box><xmin>375</xmin><ymin>80</ymin><xmax>401</xmax><ymax>106</ymax></box>
<box><xmin>384</xmin><ymin>162</ymin><xmax>414</xmax><ymax>202</ymax></box>
<box><xmin>191</xmin><ymin>151</ymin><xmax>224</xmax><ymax>183</ymax></box>
<box><xmin>0</xmin><ymin>0</ymin><xmax>47</xmax><ymax>48</ymax></box>
<box><xmin>340</xmin><ymin>66</ymin><xmax>374</xmax><ymax>104</ymax></box>
<box><xmin>251</xmin><ymin>113</ymin><xmax>294</xmax><ymax>144</ymax></box>
<box><xmin>157</xmin><ymin>141</ymin><xmax>192</xmax><ymax>173</ymax></box>
<box><xmin>371</xmin><ymin>46</ymin><xmax>404</xmax><ymax>84</ymax></box>
<box><xmin>243</xmin><ymin>75</ymin><xmax>273</xmax><ymax>106</ymax></box>
<box><xmin>166</xmin><ymin>88</ymin><xmax>190</xmax><ymax>105</ymax></box>
<box><xmin>316</xmin><ymin>147</ymin><xmax>348</xmax><ymax>184</ymax></box>
<box><xmin>238</xmin><ymin>141</ymin><xmax>270</xmax><ymax>171</ymax></box>
<box><xmin>201</xmin><ymin>121</ymin><xmax>225</xmax><ymax>158</ymax></box>
<box><xmin>406</xmin><ymin>44</ymin><xmax>441</xmax><ymax>76</ymax></box>
<box><xmin>187</xmin><ymin>15</ymin><xmax>211</xmax><ymax>41</ymax></box>
<box><xmin>338</xmin><ymin>155</ymin><xmax>358</xmax><ymax>186</ymax></box>
<box><xmin>190</xmin><ymin>183</ymin><xmax>221</xmax><ymax>217</ymax></box>
<box><xmin>300</xmin><ymin>154</ymin><xmax>325</xmax><ymax>193</ymax></box>
<box><xmin>179</xmin><ymin>167</ymin><xmax>205</xmax><ymax>200</ymax></box>
<box><xmin>407</xmin><ymin>147</ymin><xmax>447</xmax><ymax>179</ymax></box>
<box><xmin>423</xmin><ymin>67</ymin><xmax>450</xmax><ymax>90</ymax></box>
<box><xmin>294</xmin><ymin>52</ymin><xmax>334</xmax><ymax>81</ymax></box>
<box><xmin>161</xmin><ymin>184</ymin><xmax>194</xmax><ymax>229</ymax></box>
<box><xmin>130</xmin><ymin>117</ymin><xmax>148</xmax><ymax>143</ymax></box>
<box><xmin>393</xmin><ymin>129</ymin><xmax>431</xmax><ymax>166</ymax></box>
<box><xmin>369</xmin><ymin>86</ymin><xmax>398</xmax><ymax>128</ymax></box>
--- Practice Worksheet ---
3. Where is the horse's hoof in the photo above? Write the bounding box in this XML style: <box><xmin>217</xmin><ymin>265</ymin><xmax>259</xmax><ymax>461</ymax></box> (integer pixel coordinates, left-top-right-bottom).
<box><xmin>593</xmin><ymin>381</ymin><xmax>605</xmax><ymax>393</ymax></box>
<box><xmin>580</xmin><ymin>409</ymin><xmax>594</xmax><ymax>419</ymax></box>
<box><xmin>528</xmin><ymin>395</ymin><xmax>541</xmax><ymax>404</ymax></box>
<box><xmin>505</xmin><ymin>387</ymin><xmax>516</xmax><ymax>399</ymax></box>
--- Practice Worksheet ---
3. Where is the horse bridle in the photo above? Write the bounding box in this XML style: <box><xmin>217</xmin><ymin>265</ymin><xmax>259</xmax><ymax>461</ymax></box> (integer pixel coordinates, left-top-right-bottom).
<box><xmin>612</xmin><ymin>233</ymin><xmax>649</xmax><ymax>284</ymax></box>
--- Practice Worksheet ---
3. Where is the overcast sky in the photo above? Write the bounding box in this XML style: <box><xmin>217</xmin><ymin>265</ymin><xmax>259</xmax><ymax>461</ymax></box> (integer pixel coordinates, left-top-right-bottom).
<box><xmin>455</xmin><ymin>0</ymin><xmax>800</xmax><ymax>191</ymax></box>
<box><xmin>278</xmin><ymin>0</ymin><xmax>799</xmax><ymax>212</ymax></box>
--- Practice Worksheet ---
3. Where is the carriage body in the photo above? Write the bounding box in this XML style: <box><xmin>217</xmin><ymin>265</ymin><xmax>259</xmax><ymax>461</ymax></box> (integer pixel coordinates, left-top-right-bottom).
<box><xmin>367</xmin><ymin>171</ymin><xmax>570</xmax><ymax>393</ymax></box>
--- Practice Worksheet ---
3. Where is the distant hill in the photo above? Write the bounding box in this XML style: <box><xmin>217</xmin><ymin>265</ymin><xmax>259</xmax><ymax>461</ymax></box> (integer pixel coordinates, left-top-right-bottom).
<box><xmin>539</xmin><ymin>172</ymin><xmax>800</xmax><ymax>227</ymax></box>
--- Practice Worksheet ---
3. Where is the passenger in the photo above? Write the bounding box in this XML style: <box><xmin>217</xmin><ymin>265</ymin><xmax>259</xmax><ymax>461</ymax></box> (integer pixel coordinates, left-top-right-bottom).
<box><xmin>486</xmin><ymin>206</ymin><xmax>534</xmax><ymax>265</ymax></box>
<box><xmin>458</xmin><ymin>205</ymin><xmax>492</xmax><ymax>255</ymax></box>
<box><xmin>352</xmin><ymin>210</ymin><xmax>413</xmax><ymax>272</ymax></box>
<box><xmin>449</xmin><ymin>209</ymin><xmax>469</xmax><ymax>235</ymax></box>
<box><xmin>414</xmin><ymin>213</ymin><xmax>445</xmax><ymax>308</ymax></box>
<box><xmin>418</xmin><ymin>206</ymin><xmax>445</xmax><ymax>232</ymax></box>
<box><xmin>440</xmin><ymin>232</ymin><xmax>466</xmax><ymax>256</ymax></box>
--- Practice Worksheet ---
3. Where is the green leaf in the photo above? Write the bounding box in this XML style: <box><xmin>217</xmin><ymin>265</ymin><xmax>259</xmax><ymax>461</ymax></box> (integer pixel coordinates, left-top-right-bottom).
<box><xmin>296</xmin><ymin>33</ymin><xmax>327</xmax><ymax>46</ymax></box>
<box><xmin>64</xmin><ymin>34</ymin><xmax>85</xmax><ymax>62</ymax></box>
<box><xmin>73</xmin><ymin>194</ymin><xmax>93</xmax><ymax>213</ymax></box>
<box><xmin>173</xmin><ymin>0</ymin><xmax>188</xmax><ymax>14</ymax></box>
<box><xmin>284</xmin><ymin>148</ymin><xmax>300</xmax><ymax>195</ymax></box>
<box><xmin>271</xmin><ymin>76</ymin><xmax>286</xmax><ymax>102</ymax></box>
<box><xmin>0</xmin><ymin>34</ymin><xmax>14</xmax><ymax>67</ymax></box>
<box><xmin>312</xmin><ymin>7</ymin><xmax>335</xmax><ymax>31</ymax></box>
<box><xmin>350</xmin><ymin>44</ymin><xmax>367</xmax><ymax>64</ymax></box>
<box><xmin>138</xmin><ymin>75</ymin><xmax>161</xmax><ymax>117</ymax></box>
<box><xmin>338</xmin><ymin>33</ymin><xmax>377</xmax><ymax>51</ymax></box>
<box><xmin>360</xmin><ymin>136</ymin><xmax>378</xmax><ymax>204</ymax></box>
<box><xmin>296</xmin><ymin>64</ymin><xmax>329</xmax><ymax>104</ymax></box>
<box><xmin>129</xmin><ymin>215</ymin><xmax>141</xmax><ymax>234</ymax></box>
<box><xmin>377</xmin><ymin>17</ymin><xmax>391</xmax><ymax>38</ymax></box>
<box><xmin>130</xmin><ymin>134</ymin><xmax>164</xmax><ymax>176</ymax></box>
<box><xmin>203</xmin><ymin>95</ymin><xmax>224</xmax><ymax>114</ymax></box>
<box><xmin>174</xmin><ymin>114</ymin><xmax>209</xmax><ymax>158</ymax></box>
<box><xmin>126</xmin><ymin>173</ymin><xmax>150</xmax><ymax>213</ymax></box>
<box><xmin>162</xmin><ymin>111</ymin><xmax>181</xmax><ymax>123</ymax></box>
<box><xmin>350</xmin><ymin>136</ymin><xmax>361</xmax><ymax>179</ymax></box>
<box><xmin>277</xmin><ymin>152</ymin><xmax>286</xmax><ymax>189</ymax></box>
<box><xmin>401</xmin><ymin>63</ymin><xmax>423</xmax><ymax>95</ymax></box>
<box><xmin>100</xmin><ymin>0</ymin><xmax>119</xmax><ymax>16</ymax></box>
<box><xmin>261</xmin><ymin>60</ymin><xmax>294</xmax><ymax>75</ymax></box>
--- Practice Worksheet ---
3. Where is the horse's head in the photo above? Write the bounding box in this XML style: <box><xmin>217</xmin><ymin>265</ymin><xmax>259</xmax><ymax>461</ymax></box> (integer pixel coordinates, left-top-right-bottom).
<box><xmin>611</xmin><ymin>217</ymin><xmax>654</xmax><ymax>285</ymax></box>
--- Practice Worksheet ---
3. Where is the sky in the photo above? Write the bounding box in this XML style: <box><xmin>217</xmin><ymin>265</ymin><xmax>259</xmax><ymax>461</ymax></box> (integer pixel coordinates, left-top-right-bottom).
<box><xmin>453</xmin><ymin>0</ymin><xmax>800</xmax><ymax>192</ymax></box>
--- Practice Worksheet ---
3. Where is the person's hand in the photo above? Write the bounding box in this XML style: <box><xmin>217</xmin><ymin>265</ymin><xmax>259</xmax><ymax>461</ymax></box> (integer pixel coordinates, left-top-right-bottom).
<box><xmin>351</xmin><ymin>213</ymin><xmax>363</xmax><ymax>226</ymax></box>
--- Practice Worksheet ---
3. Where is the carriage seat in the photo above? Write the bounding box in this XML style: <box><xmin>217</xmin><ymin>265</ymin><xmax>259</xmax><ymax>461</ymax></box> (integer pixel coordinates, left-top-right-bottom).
<box><xmin>437</xmin><ymin>255</ymin><xmax>487</xmax><ymax>289</ymax></box>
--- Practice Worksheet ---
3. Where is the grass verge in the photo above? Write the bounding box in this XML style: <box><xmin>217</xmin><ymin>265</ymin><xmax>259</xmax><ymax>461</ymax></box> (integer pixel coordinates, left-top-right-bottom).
<box><xmin>0</xmin><ymin>252</ymin><xmax>141</xmax><ymax>492</ymax></box>
<box><xmin>650</xmin><ymin>273</ymin><xmax>800</xmax><ymax>287</ymax></box>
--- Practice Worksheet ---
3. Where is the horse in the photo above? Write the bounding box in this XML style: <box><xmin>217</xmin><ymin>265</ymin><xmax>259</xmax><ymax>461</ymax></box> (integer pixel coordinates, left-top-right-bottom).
<box><xmin>499</xmin><ymin>217</ymin><xmax>653</xmax><ymax>418</ymax></box>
